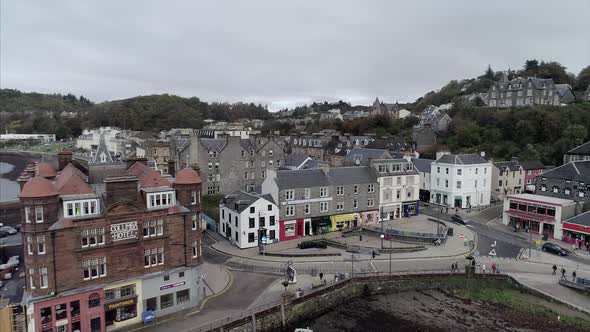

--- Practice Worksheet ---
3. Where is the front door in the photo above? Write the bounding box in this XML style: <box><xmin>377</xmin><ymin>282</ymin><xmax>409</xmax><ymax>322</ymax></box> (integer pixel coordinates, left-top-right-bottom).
<box><xmin>91</xmin><ymin>317</ymin><xmax>102</xmax><ymax>332</ymax></box>
<box><xmin>305</xmin><ymin>221</ymin><xmax>310</xmax><ymax>236</ymax></box>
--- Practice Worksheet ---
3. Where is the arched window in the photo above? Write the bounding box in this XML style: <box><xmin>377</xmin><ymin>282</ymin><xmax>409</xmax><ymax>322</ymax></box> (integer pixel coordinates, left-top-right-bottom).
<box><xmin>88</xmin><ymin>293</ymin><xmax>101</xmax><ymax>308</ymax></box>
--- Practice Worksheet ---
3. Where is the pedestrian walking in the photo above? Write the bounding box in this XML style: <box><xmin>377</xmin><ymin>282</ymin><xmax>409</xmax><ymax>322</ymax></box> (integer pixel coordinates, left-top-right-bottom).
<box><xmin>492</xmin><ymin>263</ymin><xmax>496</xmax><ymax>274</ymax></box>
<box><xmin>455</xmin><ymin>261</ymin><xmax>459</xmax><ymax>273</ymax></box>
<box><xmin>552</xmin><ymin>265</ymin><xmax>557</xmax><ymax>275</ymax></box>
<box><xmin>319</xmin><ymin>272</ymin><xmax>324</xmax><ymax>281</ymax></box>
<box><xmin>451</xmin><ymin>263</ymin><xmax>455</xmax><ymax>273</ymax></box>
<box><xmin>561</xmin><ymin>267</ymin><xmax>566</xmax><ymax>279</ymax></box>
<box><xmin>482</xmin><ymin>264</ymin><xmax>486</xmax><ymax>274</ymax></box>
<box><xmin>573</xmin><ymin>270</ymin><xmax>577</xmax><ymax>281</ymax></box>
<box><xmin>496</xmin><ymin>264</ymin><xmax>501</xmax><ymax>274</ymax></box>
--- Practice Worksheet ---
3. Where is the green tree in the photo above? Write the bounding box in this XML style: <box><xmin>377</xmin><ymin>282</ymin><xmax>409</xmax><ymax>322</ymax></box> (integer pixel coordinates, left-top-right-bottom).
<box><xmin>524</xmin><ymin>59</ymin><xmax>539</xmax><ymax>76</ymax></box>
<box><xmin>484</xmin><ymin>65</ymin><xmax>494</xmax><ymax>79</ymax></box>
<box><xmin>577</xmin><ymin>65</ymin><xmax>590</xmax><ymax>90</ymax></box>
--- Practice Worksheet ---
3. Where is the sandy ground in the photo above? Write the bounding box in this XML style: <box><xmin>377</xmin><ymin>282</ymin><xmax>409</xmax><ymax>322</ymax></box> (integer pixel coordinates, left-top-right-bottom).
<box><xmin>291</xmin><ymin>289</ymin><xmax>590</xmax><ymax>332</ymax></box>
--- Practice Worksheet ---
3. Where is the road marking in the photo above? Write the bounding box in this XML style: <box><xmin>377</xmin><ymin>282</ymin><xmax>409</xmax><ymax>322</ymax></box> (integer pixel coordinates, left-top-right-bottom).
<box><xmin>489</xmin><ymin>249</ymin><xmax>497</xmax><ymax>256</ymax></box>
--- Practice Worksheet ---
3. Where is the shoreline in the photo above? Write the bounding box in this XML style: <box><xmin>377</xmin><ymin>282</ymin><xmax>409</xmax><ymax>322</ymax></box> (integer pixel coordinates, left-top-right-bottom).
<box><xmin>0</xmin><ymin>151</ymin><xmax>57</xmax><ymax>181</ymax></box>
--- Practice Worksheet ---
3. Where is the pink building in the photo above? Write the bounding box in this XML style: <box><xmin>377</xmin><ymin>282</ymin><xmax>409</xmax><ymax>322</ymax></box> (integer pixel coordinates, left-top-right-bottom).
<box><xmin>34</xmin><ymin>288</ymin><xmax>105</xmax><ymax>332</ymax></box>
<box><xmin>520</xmin><ymin>161</ymin><xmax>545</xmax><ymax>193</ymax></box>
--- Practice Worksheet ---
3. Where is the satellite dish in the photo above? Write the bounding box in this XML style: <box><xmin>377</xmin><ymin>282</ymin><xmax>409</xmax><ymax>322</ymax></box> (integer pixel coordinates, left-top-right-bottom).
<box><xmin>480</xmin><ymin>151</ymin><xmax>486</xmax><ymax>158</ymax></box>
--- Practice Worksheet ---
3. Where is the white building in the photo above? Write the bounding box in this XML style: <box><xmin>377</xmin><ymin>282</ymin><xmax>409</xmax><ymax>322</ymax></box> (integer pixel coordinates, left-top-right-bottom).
<box><xmin>219</xmin><ymin>190</ymin><xmax>280</xmax><ymax>249</ymax></box>
<box><xmin>76</xmin><ymin>127</ymin><xmax>122</xmax><ymax>154</ymax></box>
<box><xmin>320</xmin><ymin>109</ymin><xmax>343</xmax><ymax>121</ymax></box>
<box><xmin>398</xmin><ymin>109</ymin><xmax>411</xmax><ymax>119</ymax></box>
<box><xmin>369</xmin><ymin>159</ymin><xmax>420</xmax><ymax>220</ymax></box>
<box><xmin>412</xmin><ymin>158</ymin><xmax>434</xmax><ymax>202</ymax></box>
<box><xmin>0</xmin><ymin>133</ymin><xmax>56</xmax><ymax>142</ymax></box>
<box><xmin>429</xmin><ymin>154</ymin><xmax>492</xmax><ymax>209</ymax></box>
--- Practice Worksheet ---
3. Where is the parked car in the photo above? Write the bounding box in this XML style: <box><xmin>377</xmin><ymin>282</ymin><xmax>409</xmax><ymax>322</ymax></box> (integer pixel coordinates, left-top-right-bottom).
<box><xmin>0</xmin><ymin>230</ymin><xmax>9</xmax><ymax>238</ymax></box>
<box><xmin>451</xmin><ymin>214</ymin><xmax>467</xmax><ymax>225</ymax></box>
<box><xmin>542</xmin><ymin>243</ymin><xmax>568</xmax><ymax>256</ymax></box>
<box><xmin>12</xmin><ymin>224</ymin><xmax>21</xmax><ymax>231</ymax></box>
<box><xmin>0</xmin><ymin>226</ymin><xmax>17</xmax><ymax>235</ymax></box>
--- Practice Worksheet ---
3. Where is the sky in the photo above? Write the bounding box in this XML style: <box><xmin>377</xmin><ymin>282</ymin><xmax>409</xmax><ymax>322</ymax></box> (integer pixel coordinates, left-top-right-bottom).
<box><xmin>1</xmin><ymin>1</ymin><xmax>589</xmax><ymax>111</ymax></box>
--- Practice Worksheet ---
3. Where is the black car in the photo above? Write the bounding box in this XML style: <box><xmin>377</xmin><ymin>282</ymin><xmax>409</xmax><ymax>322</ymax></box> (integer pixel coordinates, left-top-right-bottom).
<box><xmin>451</xmin><ymin>214</ymin><xmax>467</xmax><ymax>225</ymax></box>
<box><xmin>0</xmin><ymin>230</ymin><xmax>9</xmax><ymax>238</ymax></box>
<box><xmin>542</xmin><ymin>243</ymin><xmax>568</xmax><ymax>256</ymax></box>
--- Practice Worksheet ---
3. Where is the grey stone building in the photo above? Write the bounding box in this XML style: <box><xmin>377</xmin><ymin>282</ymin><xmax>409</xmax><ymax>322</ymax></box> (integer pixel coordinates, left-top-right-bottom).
<box><xmin>585</xmin><ymin>85</ymin><xmax>590</xmax><ymax>101</ymax></box>
<box><xmin>262</xmin><ymin>167</ymin><xmax>379</xmax><ymax>240</ymax></box>
<box><xmin>487</xmin><ymin>75</ymin><xmax>561</xmax><ymax>107</ymax></box>
<box><xmin>534</xmin><ymin>160</ymin><xmax>590</xmax><ymax>212</ymax></box>
<box><xmin>178</xmin><ymin>134</ymin><xmax>286</xmax><ymax>195</ymax></box>
<box><xmin>563</xmin><ymin>141</ymin><xmax>590</xmax><ymax>164</ymax></box>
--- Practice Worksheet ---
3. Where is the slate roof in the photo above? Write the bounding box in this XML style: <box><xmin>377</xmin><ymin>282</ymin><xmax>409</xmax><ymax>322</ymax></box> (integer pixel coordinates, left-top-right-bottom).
<box><xmin>412</xmin><ymin>158</ymin><xmax>434</xmax><ymax>173</ymax></box>
<box><xmin>519</xmin><ymin>160</ymin><xmax>545</xmax><ymax>170</ymax></box>
<box><xmin>539</xmin><ymin>160</ymin><xmax>590</xmax><ymax>182</ymax></box>
<box><xmin>275</xmin><ymin>169</ymin><xmax>331</xmax><ymax>190</ymax></box>
<box><xmin>566</xmin><ymin>141</ymin><xmax>590</xmax><ymax>155</ymax></box>
<box><xmin>92</xmin><ymin>134</ymin><xmax>114</xmax><ymax>164</ymax></box>
<box><xmin>436</xmin><ymin>154</ymin><xmax>489</xmax><ymax>165</ymax></box>
<box><xmin>493</xmin><ymin>161</ymin><xmax>521</xmax><ymax>172</ymax></box>
<box><xmin>327</xmin><ymin>167</ymin><xmax>375</xmax><ymax>185</ymax></box>
<box><xmin>222</xmin><ymin>190</ymin><xmax>275</xmax><ymax>213</ymax></box>
<box><xmin>200</xmin><ymin>138</ymin><xmax>226</xmax><ymax>151</ymax></box>
<box><xmin>285</xmin><ymin>153</ymin><xmax>310</xmax><ymax>168</ymax></box>
<box><xmin>563</xmin><ymin>210</ymin><xmax>590</xmax><ymax>227</ymax></box>
<box><xmin>345</xmin><ymin>148</ymin><xmax>390</xmax><ymax>163</ymax></box>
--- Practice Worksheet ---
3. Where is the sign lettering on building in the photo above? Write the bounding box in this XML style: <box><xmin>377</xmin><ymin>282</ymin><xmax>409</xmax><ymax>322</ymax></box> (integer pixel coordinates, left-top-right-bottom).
<box><xmin>106</xmin><ymin>298</ymin><xmax>136</xmax><ymax>311</ymax></box>
<box><xmin>160</xmin><ymin>281</ymin><xmax>186</xmax><ymax>290</ymax></box>
<box><xmin>110</xmin><ymin>221</ymin><xmax>138</xmax><ymax>242</ymax></box>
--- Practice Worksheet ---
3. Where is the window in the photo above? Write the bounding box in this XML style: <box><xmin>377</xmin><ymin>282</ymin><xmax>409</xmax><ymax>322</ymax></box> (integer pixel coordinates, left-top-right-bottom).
<box><xmin>146</xmin><ymin>297</ymin><xmax>158</xmax><ymax>311</ymax></box>
<box><xmin>475</xmin><ymin>168</ymin><xmax>478</xmax><ymax>175</ymax></box>
<box><xmin>407</xmin><ymin>190</ymin><xmax>412</xmax><ymax>198</ymax></box>
<box><xmin>353</xmin><ymin>199</ymin><xmax>358</xmax><ymax>209</ymax></box>
<box><xmin>259</xmin><ymin>217</ymin><xmax>265</xmax><ymax>227</ymax></box>
<box><xmin>54</xmin><ymin>303</ymin><xmax>67</xmax><ymax>320</ymax></box>
<box><xmin>579</xmin><ymin>191</ymin><xmax>585</xmax><ymax>198</ymax></box>
<box><xmin>25</xmin><ymin>206</ymin><xmax>31</xmax><ymax>223</ymax></box>
<box><xmin>208</xmin><ymin>162</ymin><xmax>212</xmax><ymax>170</ymax></box>
<box><xmin>105</xmin><ymin>284</ymin><xmax>136</xmax><ymax>300</ymax></box>
<box><xmin>337</xmin><ymin>186</ymin><xmax>344</xmax><ymax>196</ymax></box>
<box><xmin>457</xmin><ymin>181</ymin><xmax>462</xmax><ymax>189</ymax></box>
<box><xmin>37</xmin><ymin>235</ymin><xmax>46</xmax><ymax>255</ymax></box>
<box><xmin>270</xmin><ymin>216</ymin><xmax>276</xmax><ymax>225</ymax></box>
<box><xmin>192</xmin><ymin>240</ymin><xmax>200</xmax><ymax>258</ymax></box>
<box><xmin>498</xmin><ymin>180</ymin><xmax>503</xmax><ymax>187</ymax></box>
<box><xmin>250</xmin><ymin>150</ymin><xmax>254</xmax><ymax>157</ymax></box>
<box><xmin>484</xmin><ymin>168</ymin><xmax>487</xmax><ymax>174</ymax></box>
<box><xmin>354</xmin><ymin>185</ymin><xmax>359</xmax><ymax>194</ymax></box>
<box><xmin>177</xmin><ymin>289</ymin><xmax>190</xmax><ymax>305</ymax></box>
<box><xmin>248</xmin><ymin>233</ymin><xmax>255</xmax><ymax>243</ymax></box>
<box><xmin>29</xmin><ymin>268</ymin><xmax>35</xmax><ymax>289</ymax></box>
<box><xmin>367</xmin><ymin>184</ymin><xmax>374</xmax><ymax>193</ymax></box>
<box><xmin>191</xmin><ymin>191</ymin><xmax>198</xmax><ymax>205</ymax></box>
<box><xmin>143</xmin><ymin>220</ymin><xmax>163</xmax><ymax>238</ymax></box>
<box><xmin>40</xmin><ymin>306</ymin><xmax>51</xmax><ymax>324</ymax></box>
<box><xmin>81</xmin><ymin>228</ymin><xmax>105</xmax><ymax>247</ymax></box>
<box><xmin>445</xmin><ymin>180</ymin><xmax>448</xmax><ymax>188</ymax></box>
<box><xmin>83</xmin><ymin>257</ymin><xmax>107</xmax><ymax>280</ymax></box>
<box><xmin>457</xmin><ymin>169</ymin><xmax>462</xmax><ymax>175</ymax></box>
<box><xmin>35</xmin><ymin>206</ymin><xmax>43</xmax><ymax>223</ymax></box>
<box><xmin>564</xmin><ymin>188</ymin><xmax>571</xmax><ymax>195</ymax></box>
<box><xmin>192</xmin><ymin>213</ymin><xmax>199</xmax><ymax>230</ymax></box>
<box><xmin>65</xmin><ymin>199</ymin><xmax>100</xmax><ymax>217</ymax></box>
<box><xmin>541</xmin><ymin>184</ymin><xmax>547</xmax><ymax>192</ymax></box>
<box><xmin>483</xmin><ymin>179</ymin><xmax>487</xmax><ymax>187</ymax></box>
<box><xmin>70</xmin><ymin>300</ymin><xmax>80</xmax><ymax>317</ymax></box>
<box><xmin>336</xmin><ymin>202</ymin><xmax>344</xmax><ymax>211</ymax></box>
<box><xmin>267</xmin><ymin>204</ymin><xmax>273</xmax><ymax>212</ymax></box>
<box><xmin>445</xmin><ymin>168</ymin><xmax>449</xmax><ymax>174</ymax></box>
<box><xmin>367</xmin><ymin>199</ymin><xmax>374</xmax><ymax>207</ymax></box>
<box><xmin>284</xmin><ymin>222</ymin><xmax>296</xmax><ymax>236</ymax></box>
<box><xmin>286</xmin><ymin>205</ymin><xmax>295</xmax><ymax>216</ymax></box>
<box><xmin>320</xmin><ymin>202</ymin><xmax>329</xmax><ymax>212</ymax></box>
<box><xmin>147</xmin><ymin>192</ymin><xmax>175</xmax><ymax>209</ymax></box>
<box><xmin>552</xmin><ymin>186</ymin><xmax>559</xmax><ymax>193</ymax></box>
<box><xmin>320</xmin><ymin>187</ymin><xmax>329</xmax><ymax>197</ymax></box>
<box><xmin>437</xmin><ymin>167</ymin><xmax>440</xmax><ymax>173</ymax></box>
<box><xmin>160</xmin><ymin>294</ymin><xmax>174</xmax><ymax>309</ymax></box>
<box><xmin>285</xmin><ymin>190</ymin><xmax>294</xmax><ymax>200</ymax></box>
<box><xmin>27</xmin><ymin>236</ymin><xmax>34</xmax><ymax>255</ymax></box>
<box><xmin>249</xmin><ymin>218</ymin><xmax>255</xmax><ymax>228</ymax></box>
<box><xmin>88</xmin><ymin>293</ymin><xmax>101</xmax><ymax>308</ymax></box>
<box><xmin>436</xmin><ymin>178</ymin><xmax>440</xmax><ymax>186</ymax></box>
<box><xmin>144</xmin><ymin>248</ymin><xmax>164</xmax><ymax>267</ymax></box>
<box><xmin>164</xmin><ymin>275</ymin><xmax>170</xmax><ymax>281</ymax></box>
<box><xmin>397</xmin><ymin>177</ymin><xmax>402</xmax><ymax>185</ymax></box>
<box><xmin>304</xmin><ymin>204</ymin><xmax>310</xmax><ymax>214</ymax></box>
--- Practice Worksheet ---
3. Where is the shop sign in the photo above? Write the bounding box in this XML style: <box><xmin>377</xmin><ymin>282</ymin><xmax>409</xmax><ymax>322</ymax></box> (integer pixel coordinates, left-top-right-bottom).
<box><xmin>106</xmin><ymin>297</ymin><xmax>136</xmax><ymax>311</ymax></box>
<box><xmin>55</xmin><ymin>319</ymin><xmax>68</xmax><ymax>327</ymax></box>
<box><xmin>160</xmin><ymin>281</ymin><xmax>186</xmax><ymax>290</ymax></box>
<box><xmin>111</xmin><ymin>221</ymin><xmax>138</xmax><ymax>241</ymax></box>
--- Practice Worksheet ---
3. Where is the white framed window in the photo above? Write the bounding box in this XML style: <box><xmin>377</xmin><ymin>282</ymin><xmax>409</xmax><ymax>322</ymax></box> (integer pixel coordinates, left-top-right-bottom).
<box><xmin>320</xmin><ymin>202</ymin><xmax>329</xmax><ymax>212</ymax></box>
<box><xmin>286</xmin><ymin>205</ymin><xmax>295</xmax><ymax>216</ymax></box>
<box><xmin>445</xmin><ymin>180</ymin><xmax>449</xmax><ymax>188</ymax></box>
<box><xmin>83</xmin><ymin>257</ymin><xmax>107</xmax><ymax>280</ymax></box>
<box><xmin>483</xmin><ymin>179</ymin><xmax>487</xmax><ymax>187</ymax></box>
<box><xmin>285</xmin><ymin>190</ymin><xmax>294</xmax><ymax>200</ymax></box>
<box><xmin>81</xmin><ymin>228</ymin><xmax>105</xmax><ymax>248</ymax></box>
<box><xmin>144</xmin><ymin>248</ymin><xmax>164</xmax><ymax>268</ymax></box>
<box><xmin>457</xmin><ymin>169</ymin><xmax>462</xmax><ymax>175</ymax></box>
<box><xmin>354</xmin><ymin>185</ymin><xmax>359</xmax><ymax>194</ymax></box>
<box><xmin>436</xmin><ymin>178</ymin><xmax>440</xmax><ymax>186</ymax></box>
<box><xmin>64</xmin><ymin>199</ymin><xmax>99</xmax><ymax>217</ymax></box>
<box><xmin>367</xmin><ymin>199</ymin><xmax>374</xmax><ymax>207</ymax></box>
<box><xmin>367</xmin><ymin>184</ymin><xmax>374</xmax><ymax>193</ymax></box>
<box><xmin>353</xmin><ymin>199</ymin><xmax>358</xmax><ymax>209</ymax></box>
<box><xmin>553</xmin><ymin>187</ymin><xmax>558</xmax><ymax>193</ymax></box>
<box><xmin>40</xmin><ymin>267</ymin><xmax>48</xmax><ymax>289</ymax></box>
<box><xmin>35</xmin><ymin>206</ymin><xmax>43</xmax><ymax>223</ymax></box>
<box><xmin>565</xmin><ymin>188</ymin><xmax>571</xmax><ymax>195</ymax></box>
<box><xmin>192</xmin><ymin>213</ymin><xmax>199</xmax><ymax>230</ymax></box>
<box><xmin>337</xmin><ymin>186</ymin><xmax>344</xmax><ymax>196</ymax></box>
<box><xmin>320</xmin><ymin>187</ymin><xmax>329</xmax><ymax>197</ymax></box>
<box><xmin>191</xmin><ymin>191</ymin><xmax>198</xmax><ymax>205</ymax></box>
<box><xmin>484</xmin><ymin>168</ymin><xmax>487</xmax><ymax>174</ymax></box>
<box><xmin>192</xmin><ymin>240</ymin><xmax>200</xmax><ymax>258</ymax></box>
<box><xmin>304</xmin><ymin>188</ymin><xmax>311</xmax><ymax>199</ymax></box>
<box><xmin>457</xmin><ymin>181</ymin><xmax>462</xmax><ymax>189</ymax></box>
<box><xmin>304</xmin><ymin>204</ymin><xmax>310</xmax><ymax>214</ymax></box>
<box><xmin>143</xmin><ymin>220</ymin><xmax>164</xmax><ymax>238</ymax></box>
<box><xmin>579</xmin><ymin>191</ymin><xmax>585</xmax><ymax>198</ymax></box>
<box><xmin>29</xmin><ymin>268</ymin><xmax>35</xmax><ymax>289</ymax></box>
<box><xmin>336</xmin><ymin>202</ymin><xmax>344</xmax><ymax>211</ymax></box>
<box><xmin>27</xmin><ymin>236</ymin><xmax>34</xmax><ymax>255</ymax></box>
<box><xmin>147</xmin><ymin>192</ymin><xmax>175</xmax><ymax>209</ymax></box>
<box><xmin>37</xmin><ymin>235</ymin><xmax>46</xmax><ymax>255</ymax></box>
<box><xmin>25</xmin><ymin>206</ymin><xmax>31</xmax><ymax>223</ymax></box>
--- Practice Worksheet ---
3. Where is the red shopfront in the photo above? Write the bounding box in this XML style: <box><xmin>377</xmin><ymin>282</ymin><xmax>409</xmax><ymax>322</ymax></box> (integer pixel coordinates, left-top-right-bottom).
<box><xmin>35</xmin><ymin>288</ymin><xmax>105</xmax><ymax>332</ymax></box>
<box><xmin>506</xmin><ymin>199</ymin><xmax>557</xmax><ymax>237</ymax></box>
<box><xmin>279</xmin><ymin>219</ymin><xmax>305</xmax><ymax>241</ymax></box>
<box><xmin>562</xmin><ymin>222</ymin><xmax>590</xmax><ymax>243</ymax></box>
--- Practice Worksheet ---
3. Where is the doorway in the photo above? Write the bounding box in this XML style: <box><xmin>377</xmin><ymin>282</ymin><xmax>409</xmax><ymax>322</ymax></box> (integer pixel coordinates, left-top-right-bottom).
<box><xmin>90</xmin><ymin>317</ymin><xmax>101</xmax><ymax>332</ymax></box>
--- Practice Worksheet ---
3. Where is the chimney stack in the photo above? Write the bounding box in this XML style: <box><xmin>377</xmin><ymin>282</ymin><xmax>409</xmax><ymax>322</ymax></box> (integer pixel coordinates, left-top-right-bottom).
<box><xmin>104</xmin><ymin>175</ymin><xmax>139</xmax><ymax>207</ymax></box>
<box><xmin>17</xmin><ymin>172</ymin><xmax>30</xmax><ymax>191</ymax></box>
<box><xmin>58</xmin><ymin>151</ymin><xmax>73</xmax><ymax>171</ymax></box>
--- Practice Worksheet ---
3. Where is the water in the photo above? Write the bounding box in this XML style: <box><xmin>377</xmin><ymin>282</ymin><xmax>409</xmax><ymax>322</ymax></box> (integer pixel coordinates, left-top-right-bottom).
<box><xmin>0</xmin><ymin>162</ymin><xmax>20</xmax><ymax>201</ymax></box>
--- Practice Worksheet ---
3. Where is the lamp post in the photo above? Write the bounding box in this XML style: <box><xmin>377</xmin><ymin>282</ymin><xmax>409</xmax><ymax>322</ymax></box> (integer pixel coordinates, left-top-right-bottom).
<box><xmin>380</xmin><ymin>206</ymin><xmax>384</xmax><ymax>248</ymax></box>
<box><xmin>529</xmin><ymin>220</ymin><xmax>533</xmax><ymax>258</ymax></box>
<box><xmin>389</xmin><ymin>236</ymin><xmax>392</xmax><ymax>275</ymax></box>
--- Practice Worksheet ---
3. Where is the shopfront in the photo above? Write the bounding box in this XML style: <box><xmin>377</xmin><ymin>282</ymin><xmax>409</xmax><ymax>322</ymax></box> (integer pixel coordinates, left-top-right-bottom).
<box><xmin>381</xmin><ymin>204</ymin><xmax>401</xmax><ymax>221</ymax></box>
<box><xmin>103</xmin><ymin>280</ymin><xmax>142</xmax><ymax>330</ymax></box>
<box><xmin>311</xmin><ymin>217</ymin><xmax>331</xmax><ymax>234</ymax></box>
<box><xmin>141</xmin><ymin>267</ymin><xmax>203</xmax><ymax>319</ymax></box>
<box><xmin>280</xmin><ymin>218</ymin><xmax>310</xmax><ymax>241</ymax></box>
<box><xmin>33</xmin><ymin>288</ymin><xmax>104</xmax><ymax>332</ymax></box>
<box><xmin>562</xmin><ymin>214</ymin><xmax>590</xmax><ymax>244</ymax></box>
<box><xmin>358</xmin><ymin>210</ymin><xmax>379</xmax><ymax>225</ymax></box>
<box><xmin>402</xmin><ymin>201</ymin><xmax>419</xmax><ymax>217</ymax></box>
<box><xmin>330</xmin><ymin>213</ymin><xmax>356</xmax><ymax>230</ymax></box>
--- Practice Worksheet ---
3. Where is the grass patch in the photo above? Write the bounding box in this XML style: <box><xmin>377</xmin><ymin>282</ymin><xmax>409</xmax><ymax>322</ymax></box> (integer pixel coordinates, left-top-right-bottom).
<box><xmin>458</xmin><ymin>287</ymin><xmax>590</xmax><ymax>330</ymax></box>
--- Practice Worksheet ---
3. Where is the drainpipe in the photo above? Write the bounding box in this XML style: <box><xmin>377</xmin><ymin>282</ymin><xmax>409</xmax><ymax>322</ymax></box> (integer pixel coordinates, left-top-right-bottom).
<box><xmin>51</xmin><ymin>231</ymin><xmax>58</xmax><ymax>292</ymax></box>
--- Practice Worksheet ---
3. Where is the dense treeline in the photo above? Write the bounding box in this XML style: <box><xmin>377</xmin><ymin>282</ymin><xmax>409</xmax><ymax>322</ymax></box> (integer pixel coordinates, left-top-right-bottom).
<box><xmin>444</xmin><ymin>103</ymin><xmax>590</xmax><ymax>166</ymax></box>
<box><xmin>0</xmin><ymin>90</ymin><xmax>271</xmax><ymax>138</ymax></box>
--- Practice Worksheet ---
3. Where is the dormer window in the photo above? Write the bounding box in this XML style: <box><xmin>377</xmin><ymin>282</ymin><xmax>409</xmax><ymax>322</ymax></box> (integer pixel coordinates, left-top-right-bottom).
<box><xmin>64</xmin><ymin>199</ymin><xmax>99</xmax><ymax>218</ymax></box>
<box><xmin>147</xmin><ymin>191</ymin><xmax>175</xmax><ymax>209</ymax></box>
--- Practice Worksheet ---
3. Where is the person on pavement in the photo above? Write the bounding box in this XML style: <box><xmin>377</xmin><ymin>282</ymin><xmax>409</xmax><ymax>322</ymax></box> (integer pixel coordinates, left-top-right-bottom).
<box><xmin>573</xmin><ymin>270</ymin><xmax>577</xmax><ymax>281</ymax></box>
<box><xmin>319</xmin><ymin>272</ymin><xmax>323</xmax><ymax>281</ymax></box>
<box><xmin>492</xmin><ymin>263</ymin><xmax>496</xmax><ymax>274</ymax></box>
<box><xmin>482</xmin><ymin>264</ymin><xmax>486</xmax><ymax>273</ymax></box>
<box><xmin>561</xmin><ymin>267</ymin><xmax>566</xmax><ymax>279</ymax></box>
<box><xmin>552</xmin><ymin>265</ymin><xmax>557</xmax><ymax>275</ymax></box>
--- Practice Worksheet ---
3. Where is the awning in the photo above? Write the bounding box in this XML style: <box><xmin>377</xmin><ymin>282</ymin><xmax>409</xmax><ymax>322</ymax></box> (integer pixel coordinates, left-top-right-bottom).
<box><xmin>330</xmin><ymin>213</ymin><xmax>356</xmax><ymax>223</ymax></box>
<box><xmin>563</xmin><ymin>222</ymin><xmax>590</xmax><ymax>235</ymax></box>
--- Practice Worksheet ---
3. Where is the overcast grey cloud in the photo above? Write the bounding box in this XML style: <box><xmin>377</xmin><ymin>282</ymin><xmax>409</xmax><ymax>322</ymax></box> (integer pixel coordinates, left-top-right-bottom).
<box><xmin>1</xmin><ymin>0</ymin><xmax>589</xmax><ymax>110</ymax></box>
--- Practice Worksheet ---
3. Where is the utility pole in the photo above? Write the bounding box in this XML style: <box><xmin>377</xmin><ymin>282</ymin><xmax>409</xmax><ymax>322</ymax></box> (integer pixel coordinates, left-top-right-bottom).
<box><xmin>529</xmin><ymin>220</ymin><xmax>532</xmax><ymax>258</ymax></box>
<box><xmin>380</xmin><ymin>206</ymin><xmax>384</xmax><ymax>248</ymax></box>
<box><xmin>351</xmin><ymin>254</ymin><xmax>354</xmax><ymax>278</ymax></box>
<box><xmin>389</xmin><ymin>237</ymin><xmax>392</xmax><ymax>275</ymax></box>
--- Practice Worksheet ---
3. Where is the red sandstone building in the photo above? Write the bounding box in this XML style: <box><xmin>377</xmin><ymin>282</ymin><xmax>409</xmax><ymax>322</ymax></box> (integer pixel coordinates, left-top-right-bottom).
<box><xmin>19</xmin><ymin>151</ymin><xmax>203</xmax><ymax>332</ymax></box>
